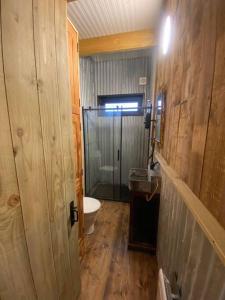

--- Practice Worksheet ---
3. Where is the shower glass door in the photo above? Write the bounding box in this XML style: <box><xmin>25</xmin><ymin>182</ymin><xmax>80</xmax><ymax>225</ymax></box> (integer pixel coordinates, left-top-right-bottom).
<box><xmin>83</xmin><ymin>104</ymin><xmax>150</xmax><ymax>203</ymax></box>
<box><xmin>83</xmin><ymin>108</ymin><xmax>122</xmax><ymax>201</ymax></box>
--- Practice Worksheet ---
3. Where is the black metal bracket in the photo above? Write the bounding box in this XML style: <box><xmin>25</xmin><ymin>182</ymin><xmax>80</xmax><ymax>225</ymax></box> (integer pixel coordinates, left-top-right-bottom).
<box><xmin>117</xmin><ymin>149</ymin><xmax>120</xmax><ymax>161</ymax></box>
<box><xmin>70</xmin><ymin>201</ymin><xmax>79</xmax><ymax>227</ymax></box>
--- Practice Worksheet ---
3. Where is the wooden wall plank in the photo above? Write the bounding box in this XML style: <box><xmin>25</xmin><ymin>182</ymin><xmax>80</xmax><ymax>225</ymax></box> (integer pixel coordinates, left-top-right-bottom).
<box><xmin>0</xmin><ymin>21</ymin><xmax>36</xmax><ymax>299</ymax></box>
<box><xmin>33</xmin><ymin>0</ymin><xmax>74</xmax><ymax>298</ymax></box>
<box><xmin>200</xmin><ymin>1</ymin><xmax>225</xmax><ymax>228</ymax></box>
<box><xmin>0</xmin><ymin>1</ymin><xmax>80</xmax><ymax>298</ymax></box>
<box><xmin>72</xmin><ymin>114</ymin><xmax>84</xmax><ymax>240</ymax></box>
<box><xmin>155</xmin><ymin>0</ymin><xmax>225</xmax><ymax>230</ymax></box>
<box><xmin>1</xmin><ymin>1</ymin><xmax>58</xmax><ymax>298</ymax></box>
<box><xmin>68</xmin><ymin>20</ymin><xmax>80</xmax><ymax>115</ymax></box>
<box><xmin>67</xmin><ymin>18</ymin><xmax>85</xmax><ymax>256</ymax></box>
<box><xmin>55</xmin><ymin>0</ymin><xmax>81</xmax><ymax>297</ymax></box>
<box><xmin>176</xmin><ymin>0</ymin><xmax>217</xmax><ymax>194</ymax></box>
<box><xmin>157</xmin><ymin>0</ymin><xmax>217</xmax><ymax>190</ymax></box>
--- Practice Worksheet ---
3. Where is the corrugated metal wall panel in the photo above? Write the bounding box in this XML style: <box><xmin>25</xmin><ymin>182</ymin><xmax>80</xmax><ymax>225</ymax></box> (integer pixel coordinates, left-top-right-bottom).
<box><xmin>94</xmin><ymin>54</ymin><xmax>151</xmax><ymax>99</ymax></box>
<box><xmin>121</xmin><ymin>116</ymin><xmax>149</xmax><ymax>185</ymax></box>
<box><xmin>93</xmin><ymin>52</ymin><xmax>152</xmax><ymax>185</ymax></box>
<box><xmin>67</xmin><ymin>0</ymin><xmax>162</xmax><ymax>39</ymax></box>
<box><xmin>157</xmin><ymin>169</ymin><xmax>225</xmax><ymax>300</ymax></box>
<box><xmin>92</xmin><ymin>49</ymin><xmax>152</xmax><ymax>62</ymax></box>
<box><xmin>83</xmin><ymin>110</ymin><xmax>100</xmax><ymax>194</ymax></box>
<box><xmin>79</xmin><ymin>57</ymin><xmax>95</xmax><ymax>107</ymax></box>
<box><xmin>80</xmin><ymin>50</ymin><xmax>153</xmax><ymax>187</ymax></box>
<box><xmin>80</xmin><ymin>50</ymin><xmax>154</xmax><ymax>106</ymax></box>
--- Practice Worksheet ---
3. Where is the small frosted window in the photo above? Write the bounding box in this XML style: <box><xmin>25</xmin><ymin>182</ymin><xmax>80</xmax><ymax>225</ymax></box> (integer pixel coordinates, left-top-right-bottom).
<box><xmin>98</xmin><ymin>94</ymin><xmax>143</xmax><ymax>116</ymax></box>
<box><xmin>105</xmin><ymin>102</ymin><xmax>138</xmax><ymax>112</ymax></box>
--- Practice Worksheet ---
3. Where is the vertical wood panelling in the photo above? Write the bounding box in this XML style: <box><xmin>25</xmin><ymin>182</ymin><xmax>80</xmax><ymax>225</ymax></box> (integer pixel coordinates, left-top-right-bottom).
<box><xmin>186</xmin><ymin>0</ymin><xmax>217</xmax><ymax>195</ymax></box>
<box><xmin>1</xmin><ymin>1</ymin><xmax>58</xmax><ymax>297</ymax></box>
<box><xmin>33</xmin><ymin>0</ymin><xmax>73</xmax><ymax>298</ymax></box>
<box><xmin>0</xmin><ymin>21</ymin><xmax>36</xmax><ymax>299</ymax></box>
<box><xmin>0</xmin><ymin>0</ymin><xmax>80</xmax><ymax>298</ymax></box>
<box><xmin>200</xmin><ymin>1</ymin><xmax>225</xmax><ymax>228</ymax></box>
<box><xmin>156</xmin><ymin>0</ymin><xmax>225</xmax><ymax>230</ymax></box>
<box><xmin>157</xmin><ymin>170</ymin><xmax>225</xmax><ymax>300</ymax></box>
<box><xmin>67</xmin><ymin>20</ymin><xmax>85</xmax><ymax>258</ymax></box>
<box><xmin>67</xmin><ymin>21</ymin><xmax>84</xmax><ymax>250</ymax></box>
<box><xmin>68</xmin><ymin>21</ymin><xmax>80</xmax><ymax>115</ymax></box>
<box><xmin>55</xmin><ymin>0</ymin><xmax>81</xmax><ymax>297</ymax></box>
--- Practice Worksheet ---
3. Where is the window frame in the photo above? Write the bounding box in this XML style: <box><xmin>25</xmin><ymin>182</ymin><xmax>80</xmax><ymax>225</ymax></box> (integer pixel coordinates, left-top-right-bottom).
<box><xmin>98</xmin><ymin>93</ymin><xmax>144</xmax><ymax>117</ymax></box>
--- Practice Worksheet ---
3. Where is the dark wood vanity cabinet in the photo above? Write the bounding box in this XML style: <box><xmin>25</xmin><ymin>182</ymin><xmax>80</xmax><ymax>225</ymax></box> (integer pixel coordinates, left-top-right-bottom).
<box><xmin>128</xmin><ymin>191</ymin><xmax>160</xmax><ymax>253</ymax></box>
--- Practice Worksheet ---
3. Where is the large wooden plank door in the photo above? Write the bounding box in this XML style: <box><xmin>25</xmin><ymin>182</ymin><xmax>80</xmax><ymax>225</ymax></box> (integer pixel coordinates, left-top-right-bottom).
<box><xmin>2</xmin><ymin>1</ymin><xmax>58</xmax><ymax>297</ymax></box>
<box><xmin>0</xmin><ymin>1</ymin><xmax>80</xmax><ymax>299</ymax></box>
<box><xmin>67</xmin><ymin>19</ymin><xmax>84</xmax><ymax>254</ymax></box>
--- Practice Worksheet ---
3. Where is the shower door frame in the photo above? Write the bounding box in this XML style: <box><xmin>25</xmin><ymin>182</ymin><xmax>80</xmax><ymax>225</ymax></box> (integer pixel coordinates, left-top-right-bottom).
<box><xmin>82</xmin><ymin>106</ymin><xmax>151</xmax><ymax>202</ymax></box>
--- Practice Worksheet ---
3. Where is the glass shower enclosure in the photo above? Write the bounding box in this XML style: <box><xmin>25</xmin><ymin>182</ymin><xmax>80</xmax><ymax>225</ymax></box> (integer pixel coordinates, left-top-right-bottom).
<box><xmin>83</xmin><ymin>106</ymin><xmax>150</xmax><ymax>202</ymax></box>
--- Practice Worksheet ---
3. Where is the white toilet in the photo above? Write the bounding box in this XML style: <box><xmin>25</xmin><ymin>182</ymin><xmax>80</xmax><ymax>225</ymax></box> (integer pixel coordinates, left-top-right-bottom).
<box><xmin>83</xmin><ymin>197</ymin><xmax>101</xmax><ymax>235</ymax></box>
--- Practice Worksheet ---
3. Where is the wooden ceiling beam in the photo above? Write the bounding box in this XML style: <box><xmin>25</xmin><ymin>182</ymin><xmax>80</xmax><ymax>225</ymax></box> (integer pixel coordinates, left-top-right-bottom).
<box><xmin>79</xmin><ymin>29</ymin><xmax>156</xmax><ymax>56</ymax></box>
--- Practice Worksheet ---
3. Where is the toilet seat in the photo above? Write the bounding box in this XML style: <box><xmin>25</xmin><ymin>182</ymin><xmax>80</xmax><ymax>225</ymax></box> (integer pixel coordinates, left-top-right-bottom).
<box><xmin>83</xmin><ymin>197</ymin><xmax>101</xmax><ymax>214</ymax></box>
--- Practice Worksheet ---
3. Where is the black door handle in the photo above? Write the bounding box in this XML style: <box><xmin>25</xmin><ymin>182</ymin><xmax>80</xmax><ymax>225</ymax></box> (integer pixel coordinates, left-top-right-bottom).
<box><xmin>70</xmin><ymin>201</ymin><xmax>79</xmax><ymax>226</ymax></box>
<box><xmin>117</xmin><ymin>149</ymin><xmax>120</xmax><ymax>161</ymax></box>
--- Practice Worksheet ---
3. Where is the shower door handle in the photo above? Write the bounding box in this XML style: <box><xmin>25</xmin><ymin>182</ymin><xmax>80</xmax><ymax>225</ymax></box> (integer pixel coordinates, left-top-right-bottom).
<box><xmin>117</xmin><ymin>149</ymin><xmax>120</xmax><ymax>161</ymax></box>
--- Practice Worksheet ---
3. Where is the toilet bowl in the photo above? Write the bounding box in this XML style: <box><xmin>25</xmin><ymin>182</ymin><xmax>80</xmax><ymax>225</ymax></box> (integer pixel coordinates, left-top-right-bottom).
<box><xmin>83</xmin><ymin>197</ymin><xmax>101</xmax><ymax>235</ymax></box>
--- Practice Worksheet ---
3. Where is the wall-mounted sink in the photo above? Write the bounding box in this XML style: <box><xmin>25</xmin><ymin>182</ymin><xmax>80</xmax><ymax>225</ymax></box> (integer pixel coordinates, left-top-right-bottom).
<box><xmin>129</xmin><ymin>168</ymin><xmax>148</xmax><ymax>180</ymax></box>
<box><xmin>128</xmin><ymin>168</ymin><xmax>151</xmax><ymax>194</ymax></box>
